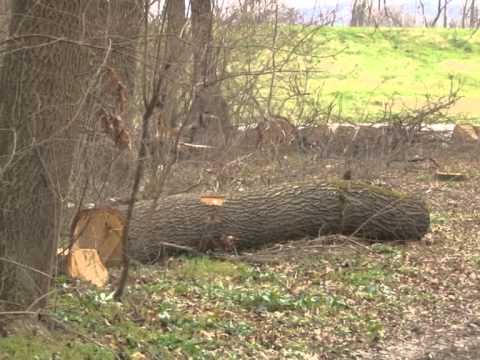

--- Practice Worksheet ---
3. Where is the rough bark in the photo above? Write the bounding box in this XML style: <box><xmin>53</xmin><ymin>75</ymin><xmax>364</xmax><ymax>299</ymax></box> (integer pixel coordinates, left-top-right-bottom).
<box><xmin>191</xmin><ymin>0</ymin><xmax>213</xmax><ymax>87</ymax></box>
<box><xmin>68</xmin><ymin>0</ymin><xmax>142</xmax><ymax>202</ymax></box>
<box><xmin>351</xmin><ymin>0</ymin><xmax>367</xmax><ymax>26</ymax></box>
<box><xmin>188</xmin><ymin>0</ymin><xmax>230</xmax><ymax>148</ymax></box>
<box><xmin>470</xmin><ymin>0</ymin><xmax>476</xmax><ymax>28</ymax></box>
<box><xmin>108</xmin><ymin>0</ymin><xmax>142</xmax><ymax>108</ymax></box>
<box><xmin>462</xmin><ymin>0</ymin><xmax>468</xmax><ymax>28</ymax></box>
<box><xmin>0</xmin><ymin>0</ymin><xmax>9</xmax><ymax>42</ymax></box>
<box><xmin>0</xmin><ymin>1</ymin><xmax>97</xmax><ymax>307</ymax></box>
<box><xmin>111</xmin><ymin>181</ymin><xmax>430</xmax><ymax>262</ymax></box>
<box><xmin>160</xmin><ymin>0</ymin><xmax>186</xmax><ymax>129</ymax></box>
<box><xmin>443</xmin><ymin>0</ymin><xmax>448</xmax><ymax>28</ymax></box>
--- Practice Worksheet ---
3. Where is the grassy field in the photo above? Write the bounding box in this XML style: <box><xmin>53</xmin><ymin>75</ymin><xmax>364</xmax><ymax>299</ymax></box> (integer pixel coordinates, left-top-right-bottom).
<box><xmin>228</xmin><ymin>27</ymin><xmax>480</xmax><ymax>122</ymax></box>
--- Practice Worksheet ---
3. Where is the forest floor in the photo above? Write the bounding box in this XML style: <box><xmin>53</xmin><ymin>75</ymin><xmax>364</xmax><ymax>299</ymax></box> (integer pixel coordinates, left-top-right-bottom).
<box><xmin>1</xmin><ymin>142</ymin><xmax>480</xmax><ymax>360</ymax></box>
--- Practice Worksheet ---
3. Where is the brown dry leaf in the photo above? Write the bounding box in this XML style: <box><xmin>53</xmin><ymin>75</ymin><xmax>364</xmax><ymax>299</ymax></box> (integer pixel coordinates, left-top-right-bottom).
<box><xmin>200</xmin><ymin>195</ymin><xmax>225</xmax><ymax>206</ymax></box>
<box><xmin>67</xmin><ymin>249</ymin><xmax>109</xmax><ymax>287</ymax></box>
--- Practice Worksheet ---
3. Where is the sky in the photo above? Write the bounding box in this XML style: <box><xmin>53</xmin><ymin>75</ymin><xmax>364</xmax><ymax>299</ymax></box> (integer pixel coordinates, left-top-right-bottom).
<box><xmin>212</xmin><ymin>0</ymin><xmax>468</xmax><ymax>22</ymax></box>
<box><xmin>274</xmin><ymin>0</ymin><xmax>465</xmax><ymax>11</ymax></box>
<box><xmin>281</xmin><ymin>0</ymin><xmax>342</xmax><ymax>8</ymax></box>
<box><xmin>215</xmin><ymin>0</ymin><xmax>467</xmax><ymax>13</ymax></box>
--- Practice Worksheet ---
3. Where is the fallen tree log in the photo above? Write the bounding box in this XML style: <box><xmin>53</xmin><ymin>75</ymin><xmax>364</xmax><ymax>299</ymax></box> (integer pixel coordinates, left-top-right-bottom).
<box><xmin>71</xmin><ymin>180</ymin><xmax>430</xmax><ymax>263</ymax></box>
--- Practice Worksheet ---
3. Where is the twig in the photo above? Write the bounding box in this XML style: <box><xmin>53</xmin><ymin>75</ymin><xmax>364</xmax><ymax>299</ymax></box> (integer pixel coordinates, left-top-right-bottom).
<box><xmin>0</xmin><ymin>311</ymin><xmax>40</xmax><ymax>316</ymax></box>
<box><xmin>0</xmin><ymin>128</ymin><xmax>17</xmax><ymax>178</ymax></box>
<box><xmin>0</xmin><ymin>257</ymin><xmax>52</xmax><ymax>279</ymax></box>
<box><xmin>114</xmin><ymin>43</ymin><xmax>169</xmax><ymax>302</ymax></box>
<box><xmin>158</xmin><ymin>241</ymin><xmax>202</xmax><ymax>254</ymax></box>
<box><xmin>167</xmin><ymin>179</ymin><xmax>204</xmax><ymax>196</ymax></box>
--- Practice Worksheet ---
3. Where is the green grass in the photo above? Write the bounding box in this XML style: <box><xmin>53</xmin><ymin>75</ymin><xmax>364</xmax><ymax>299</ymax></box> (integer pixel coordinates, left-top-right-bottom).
<box><xmin>0</xmin><ymin>256</ymin><xmax>406</xmax><ymax>359</ymax></box>
<box><xmin>0</xmin><ymin>336</ymin><xmax>114</xmax><ymax>360</ymax></box>
<box><xmin>227</xmin><ymin>27</ymin><xmax>480</xmax><ymax>122</ymax></box>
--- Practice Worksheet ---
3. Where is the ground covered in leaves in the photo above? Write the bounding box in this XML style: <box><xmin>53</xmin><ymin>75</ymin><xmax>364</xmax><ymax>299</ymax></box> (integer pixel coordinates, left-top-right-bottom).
<box><xmin>1</xmin><ymin>147</ymin><xmax>480</xmax><ymax>360</ymax></box>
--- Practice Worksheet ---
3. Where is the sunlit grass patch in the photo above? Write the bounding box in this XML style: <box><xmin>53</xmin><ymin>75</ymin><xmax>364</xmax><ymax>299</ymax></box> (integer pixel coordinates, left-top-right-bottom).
<box><xmin>226</xmin><ymin>26</ymin><xmax>480</xmax><ymax>121</ymax></box>
<box><xmin>0</xmin><ymin>336</ymin><xmax>114</xmax><ymax>360</ymax></box>
<box><xmin>172</xmin><ymin>257</ymin><xmax>251</xmax><ymax>281</ymax></box>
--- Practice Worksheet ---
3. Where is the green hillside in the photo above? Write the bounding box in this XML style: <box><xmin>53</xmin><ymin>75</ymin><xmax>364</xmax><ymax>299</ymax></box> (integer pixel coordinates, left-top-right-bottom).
<box><xmin>228</xmin><ymin>27</ymin><xmax>480</xmax><ymax>122</ymax></box>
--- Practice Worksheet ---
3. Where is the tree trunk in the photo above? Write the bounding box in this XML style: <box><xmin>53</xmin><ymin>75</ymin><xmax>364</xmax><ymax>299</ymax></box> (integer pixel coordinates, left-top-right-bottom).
<box><xmin>67</xmin><ymin>0</ymin><xmax>142</xmax><ymax>203</ymax></box>
<box><xmin>444</xmin><ymin>0</ymin><xmax>448</xmax><ymax>27</ymax></box>
<box><xmin>351</xmin><ymin>0</ymin><xmax>359</xmax><ymax>26</ymax></box>
<box><xmin>188</xmin><ymin>0</ymin><xmax>230</xmax><ymax>148</ymax></box>
<box><xmin>0</xmin><ymin>0</ymin><xmax>9</xmax><ymax>42</ymax></box>
<box><xmin>470</xmin><ymin>0</ymin><xmax>476</xmax><ymax>27</ymax></box>
<box><xmin>431</xmin><ymin>0</ymin><xmax>443</xmax><ymax>27</ymax></box>
<box><xmin>160</xmin><ymin>0</ymin><xmax>187</xmax><ymax>129</ymax></box>
<box><xmin>109</xmin><ymin>0</ymin><xmax>142</xmax><ymax>109</ymax></box>
<box><xmin>76</xmin><ymin>181</ymin><xmax>430</xmax><ymax>263</ymax></box>
<box><xmin>462</xmin><ymin>0</ymin><xmax>469</xmax><ymax>28</ymax></box>
<box><xmin>191</xmin><ymin>0</ymin><xmax>213</xmax><ymax>87</ymax></box>
<box><xmin>0</xmin><ymin>1</ymin><xmax>97</xmax><ymax>308</ymax></box>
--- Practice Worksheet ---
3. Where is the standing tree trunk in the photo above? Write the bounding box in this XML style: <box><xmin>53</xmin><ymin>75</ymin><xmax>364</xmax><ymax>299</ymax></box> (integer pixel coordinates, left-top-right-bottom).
<box><xmin>430</xmin><ymin>0</ymin><xmax>443</xmax><ymax>27</ymax></box>
<box><xmin>109</xmin><ymin>0</ymin><xmax>142</xmax><ymax>108</ymax></box>
<box><xmin>0</xmin><ymin>1</ymin><xmax>98</xmax><ymax>308</ymax></box>
<box><xmin>191</xmin><ymin>0</ymin><xmax>213</xmax><ymax>89</ymax></box>
<box><xmin>189</xmin><ymin>0</ymin><xmax>230</xmax><ymax>148</ymax></box>
<box><xmin>0</xmin><ymin>0</ymin><xmax>9</xmax><ymax>42</ymax></box>
<box><xmin>351</xmin><ymin>0</ymin><xmax>359</xmax><ymax>26</ymax></box>
<box><xmin>462</xmin><ymin>0</ymin><xmax>468</xmax><ymax>28</ymax></box>
<box><xmin>443</xmin><ymin>0</ymin><xmax>448</xmax><ymax>27</ymax></box>
<box><xmin>68</xmin><ymin>0</ymin><xmax>142</xmax><ymax>202</ymax></box>
<box><xmin>470</xmin><ymin>0</ymin><xmax>476</xmax><ymax>27</ymax></box>
<box><xmin>160</xmin><ymin>0</ymin><xmax>186</xmax><ymax>130</ymax></box>
<box><xmin>351</xmin><ymin>0</ymin><xmax>368</xmax><ymax>26</ymax></box>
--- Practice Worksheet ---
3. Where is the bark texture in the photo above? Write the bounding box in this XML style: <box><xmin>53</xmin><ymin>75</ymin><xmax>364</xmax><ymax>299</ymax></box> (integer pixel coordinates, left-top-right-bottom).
<box><xmin>160</xmin><ymin>0</ymin><xmax>186</xmax><ymax>129</ymax></box>
<box><xmin>0</xmin><ymin>1</ymin><xmax>96</xmax><ymax>307</ymax></box>
<box><xmin>108</xmin><ymin>0</ymin><xmax>142</xmax><ymax>105</ymax></box>
<box><xmin>188</xmin><ymin>0</ymin><xmax>230</xmax><ymax>148</ymax></box>
<box><xmin>109</xmin><ymin>181</ymin><xmax>430</xmax><ymax>262</ymax></box>
<box><xmin>0</xmin><ymin>0</ymin><xmax>9</xmax><ymax>43</ymax></box>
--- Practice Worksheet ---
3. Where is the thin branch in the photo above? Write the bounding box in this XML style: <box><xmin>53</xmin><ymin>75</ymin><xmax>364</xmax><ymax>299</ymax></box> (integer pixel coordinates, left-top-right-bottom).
<box><xmin>0</xmin><ymin>257</ymin><xmax>52</xmax><ymax>279</ymax></box>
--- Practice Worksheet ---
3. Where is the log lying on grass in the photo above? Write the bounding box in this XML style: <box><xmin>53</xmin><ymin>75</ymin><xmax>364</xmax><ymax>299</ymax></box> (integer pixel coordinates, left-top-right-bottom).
<box><xmin>71</xmin><ymin>181</ymin><xmax>430</xmax><ymax>263</ymax></box>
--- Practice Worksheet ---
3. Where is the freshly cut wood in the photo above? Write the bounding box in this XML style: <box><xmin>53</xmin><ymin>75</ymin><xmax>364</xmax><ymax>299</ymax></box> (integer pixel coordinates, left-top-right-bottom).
<box><xmin>70</xmin><ymin>208</ymin><xmax>124</xmax><ymax>266</ymax></box>
<box><xmin>71</xmin><ymin>181</ymin><xmax>429</xmax><ymax>263</ymax></box>
<box><xmin>67</xmin><ymin>249</ymin><xmax>108</xmax><ymax>287</ymax></box>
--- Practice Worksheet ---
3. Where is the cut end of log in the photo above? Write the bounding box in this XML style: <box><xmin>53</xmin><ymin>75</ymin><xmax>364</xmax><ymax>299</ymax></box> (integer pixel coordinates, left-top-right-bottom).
<box><xmin>70</xmin><ymin>207</ymin><xmax>124</xmax><ymax>266</ymax></box>
<box><xmin>60</xmin><ymin>207</ymin><xmax>127</xmax><ymax>287</ymax></box>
